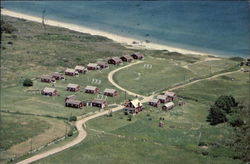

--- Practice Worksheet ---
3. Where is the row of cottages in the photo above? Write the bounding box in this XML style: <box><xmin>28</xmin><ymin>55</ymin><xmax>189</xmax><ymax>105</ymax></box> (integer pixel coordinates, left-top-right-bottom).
<box><xmin>123</xmin><ymin>99</ymin><xmax>143</xmax><ymax>115</ymax></box>
<box><xmin>41</xmin><ymin>72</ymin><xmax>65</xmax><ymax>83</ymax></box>
<box><xmin>107</xmin><ymin>53</ymin><xmax>145</xmax><ymax>65</ymax></box>
<box><xmin>85</xmin><ymin>86</ymin><xmax>118</xmax><ymax>97</ymax></box>
<box><xmin>148</xmin><ymin>91</ymin><xmax>176</xmax><ymax>110</ymax></box>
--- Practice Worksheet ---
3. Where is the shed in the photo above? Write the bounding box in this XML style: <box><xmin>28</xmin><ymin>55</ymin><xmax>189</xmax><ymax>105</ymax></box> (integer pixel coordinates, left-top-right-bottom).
<box><xmin>108</xmin><ymin>57</ymin><xmax>123</xmax><ymax>65</ymax></box>
<box><xmin>87</xmin><ymin>63</ymin><xmax>99</xmax><ymax>70</ymax></box>
<box><xmin>65</xmin><ymin>68</ymin><xmax>79</xmax><ymax>76</ymax></box>
<box><xmin>103</xmin><ymin>88</ymin><xmax>117</xmax><ymax>97</ymax></box>
<box><xmin>120</xmin><ymin>55</ymin><xmax>134</xmax><ymax>62</ymax></box>
<box><xmin>148</xmin><ymin>99</ymin><xmax>160</xmax><ymax>107</ymax></box>
<box><xmin>157</xmin><ymin>95</ymin><xmax>168</xmax><ymax>103</ymax></box>
<box><xmin>164</xmin><ymin>91</ymin><xmax>176</xmax><ymax>101</ymax></box>
<box><xmin>123</xmin><ymin>99</ymin><xmax>143</xmax><ymax>114</ymax></box>
<box><xmin>162</xmin><ymin>102</ymin><xmax>175</xmax><ymax>111</ymax></box>
<box><xmin>91</xmin><ymin>99</ymin><xmax>107</xmax><ymax>108</ymax></box>
<box><xmin>41</xmin><ymin>87</ymin><xmax>57</xmax><ymax>96</ymax></box>
<box><xmin>131</xmin><ymin>53</ymin><xmax>144</xmax><ymax>60</ymax></box>
<box><xmin>96</xmin><ymin>61</ymin><xmax>109</xmax><ymax>69</ymax></box>
<box><xmin>65</xmin><ymin>99</ymin><xmax>83</xmax><ymax>109</ymax></box>
<box><xmin>40</xmin><ymin>75</ymin><xmax>56</xmax><ymax>83</ymax></box>
<box><xmin>51</xmin><ymin>72</ymin><xmax>64</xmax><ymax>80</ymax></box>
<box><xmin>85</xmin><ymin>86</ymin><xmax>99</xmax><ymax>94</ymax></box>
<box><xmin>67</xmin><ymin>83</ymin><xmax>80</xmax><ymax>92</ymax></box>
<box><xmin>75</xmin><ymin>65</ymin><xmax>86</xmax><ymax>74</ymax></box>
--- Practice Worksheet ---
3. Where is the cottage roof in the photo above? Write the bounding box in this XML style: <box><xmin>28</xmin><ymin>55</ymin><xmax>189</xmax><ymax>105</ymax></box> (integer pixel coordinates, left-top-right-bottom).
<box><xmin>122</xmin><ymin>55</ymin><xmax>133</xmax><ymax>60</ymax></box>
<box><xmin>85</xmin><ymin>85</ymin><xmax>97</xmax><ymax>90</ymax></box>
<box><xmin>96</xmin><ymin>61</ymin><xmax>107</xmax><ymax>66</ymax></box>
<box><xmin>65</xmin><ymin>99</ymin><xmax>82</xmax><ymax>105</ymax></box>
<box><xmin>157</xmin><ymin>95</ymin><xmax>168</xmax><ymax>100</ymax></box>
<box><xmin>51</xmin><ymin>72</ymin><xmax>63</xmax><ymax>77</ymax></box>
<box><xmin>66</xmin><ymin>95</ymin><xmax>76</xmax><ymax>100</ymax></box>
<box><xmin>92</xmin><ymin>99</ymin><xmax>106</xmax><ymax>104</ymax></box>
<box><xmin>163</xmin><ymin>102</ymin><xmax>175</xmax><ymax>108</ymax></box>
<box><xmin>104</xmin><ymin>88</ymin><xmax>116</xmax><ymax>94</ymax></box>
<box><xmin>67</xmin><ymin>83</ymin><xmax>79</xmax><ymax>88</ymax></box>
<box><xmin>149</xmin><ymin>99</ymin><xmax>159</xmax><ymax>103</ymax></box>
<box><xmin>75</xmin><ymin>65</ymin><xmax>85</xmax><ymax>70</ymax></box>
<box><xmin>41</xmin><ymin>75</ymin><xmax>53</xmax><ymax>79</ymax></box>
<box><xmin>111</xmin><ymin>57</ymin><xmax>122</xmax><ymax>62</ymax></box>
<box><xmin>43</xmin><ymin>87</ymin><xmax>56</xmax><ymax>93</ymax></box>
<box><xmin>133</xmin><ymin>52</ymin><xmax>144</xmax><ymax>58</ymax></box>
<box><xmin>87</xmin><ymin>63</ymin><xmax>98</xmax><ymax>67</ymax></box>
<box><xmin>130</xmin><ymin>99</ymin><xmax>142</xmax><ymax>108</ymax></box>
<box><xmin>164</xmin><ymin>91</ymin><xmax>176</xmax><ymax>97</ymax></box>
<box><xmin>65</xmin><ymin>68</ymin><xmax>76</xmax><ymax>73</ymax></box>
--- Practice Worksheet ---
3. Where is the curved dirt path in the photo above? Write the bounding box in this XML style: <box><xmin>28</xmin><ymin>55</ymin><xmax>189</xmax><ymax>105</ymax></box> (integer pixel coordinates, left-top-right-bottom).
<box><xmin>108</xmin><ymin>61</ymin><xmax>146</xmax><ymax>99</ymax></box>
<box><xmin>17</xmin><ymin>62</ymin><xmax>240</xmax><ymax>164</ymax></box>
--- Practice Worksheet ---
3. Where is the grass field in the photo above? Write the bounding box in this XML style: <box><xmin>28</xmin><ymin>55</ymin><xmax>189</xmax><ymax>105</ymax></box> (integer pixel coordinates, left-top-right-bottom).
<box><xmin>0</xmin><ymin>113</ymin><xmax>71</xmax><ymax>163</ymax></box>
<box><xmin>114</xmin><ymin>56</ymin><xmax>239</xmax><ymax>96</ymax></box>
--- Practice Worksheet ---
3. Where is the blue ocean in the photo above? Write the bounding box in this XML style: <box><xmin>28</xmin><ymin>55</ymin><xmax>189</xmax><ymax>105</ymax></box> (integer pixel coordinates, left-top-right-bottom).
<box><xmin>2</xmin><ymin>1</ymin><xmax>250</xmax><ymax>57</ymax></box>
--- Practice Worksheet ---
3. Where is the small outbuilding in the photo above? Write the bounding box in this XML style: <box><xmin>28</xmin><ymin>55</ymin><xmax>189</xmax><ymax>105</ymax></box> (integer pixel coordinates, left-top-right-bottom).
<box><xmin>108</xmin><ymin>57</ymin><xmax>123</xmax><ymax>65</ymax></box>
<box><xmin>96</xmin><ymin>61</ymin><xmax>109</xmax><ymax>69</ymax></box>
<box><xmin>164</xmin><ymin>91</ymin><xmax>177</xmax><ymax>101</ymax></box>
<box><xmin>148</xmin><ymin>99</ymin><xmax>160</xmax><ymax>107</ymax></box>
<box><xmin>87</xmin><ymin>63</ymin><xmax>100</xmax><ymax>70</ymax></box>
<box><xmin>162</xmin><ymin>102</ymin><xmax>175</xmax><ymax>111</ymax></box>
<box><xmin>120</xmin><ymin>55</ymin><xmax>134</xmax><ymax>62</ymax></box>
<box><xmin>51</xmin><ymin>72</ymin><xmax>65</xmax><ymax>80</ymax></box>
<box><xmin>103</xmin><ymin>88</ymin><xmax>118</xmax><ymax>97</ymax></box>
<box><xmin>40</xmin><ymin>75</ymin><xmax>56</xmax><ymax>83</ymax></box>
<box><xmin>75</xmin><ymin>65</ymin><xmax>87</xmax><ymax>74</ymax></box>
<box><xmin>41</xmin><ymin>87</ymin><xmax>57</xmax><ymax>96</ymax></box>
<box><xmin>65</xmin><ymin>99</ymin><xmax>83</xmax><ymax>109</ymax></box>
<box><xmin>123</xmin><ymin>99</ymin><xmax>143</xmax><ymax>115</ymax></box>
<box><xmin>67</xmin><ymin>83</ymin><xmax>80</xmax><ymax>92</ymax></box>
<box><xmin>131</xmin><ymin>53</ymin><xmax>144</xmax><ymax>60</ymax></box>
<box><xmin>65</xmin><ymin>68</ymin><xmax>79</xmax><ymax>76</ymax></box>
<box><xmin>85</xmin><ymin>86</ymin><xmax>99</xmax><ymax>94</ymax></box>
<box><xmin>65</xmin><ymin>95</ymin><xmax>76</xmax><ymax>102</ymax></box>
<box><xmin>91</xmin><ymin>99</ymin><xmax>107</xmax><ymax>108</ymax></box>
<box><xmin>157</xmin><ymin>95</ymin><xmax>169</xmax><ymax>103</ymax></box>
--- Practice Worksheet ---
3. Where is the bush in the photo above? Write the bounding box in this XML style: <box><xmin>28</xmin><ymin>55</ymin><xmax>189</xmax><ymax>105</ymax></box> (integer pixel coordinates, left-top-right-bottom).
<box><xmin>1</xmin><ymin>20</ymin><xmax>17</xmax><ymax>34</ymax></box>
<box><xmin>69</xmin><ymin>116</ymin><xmax>77</xmax><ymax>122</ymax></box>
<box><xmin>207</xmin><ymin>105</ymin><xmax>227</xmax><ymax>125</ymax></box>
<box><xmin>23</xmin><ymin>78</ymin><xmax>33</xmax><ymax>87</ymax></box>
<box><xmin>67</xmin><ymin>129</ymin><xmax>73</xmax><ymax>137</ymax></box>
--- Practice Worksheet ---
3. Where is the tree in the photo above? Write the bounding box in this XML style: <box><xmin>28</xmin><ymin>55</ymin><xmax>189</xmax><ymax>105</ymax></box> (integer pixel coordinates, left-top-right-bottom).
<box><xmin>69</xmin><ymin>116</ymin><xmax>77</xmax><ymax>122</ymax></box>
<box><xmin>23</xmin><ymin>78</ymin><xmax>33</xmax><ymax>87</ymax></box>
<box><xmin>214</xmin><ymin>95</ymin><xmax>237</xmax><ymax>113</ymax></box>
<box><xmin>207</xmin><ymin>105</ymin><xmax>227</xmax><ymax>125</ymax></box>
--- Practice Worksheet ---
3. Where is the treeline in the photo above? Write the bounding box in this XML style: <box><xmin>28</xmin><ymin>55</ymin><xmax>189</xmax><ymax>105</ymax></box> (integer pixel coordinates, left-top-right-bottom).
<box><xmin>207</xmin><ymin>95</ymin><xmax>250</xmax><ymax>161</ymax></box>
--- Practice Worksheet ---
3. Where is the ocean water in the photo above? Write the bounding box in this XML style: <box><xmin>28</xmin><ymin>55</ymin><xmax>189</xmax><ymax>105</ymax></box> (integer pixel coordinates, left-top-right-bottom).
<box><xmin>2</xmin><ymin>1</ymin><xmax>250</xmax><ymax>57</ymax></box>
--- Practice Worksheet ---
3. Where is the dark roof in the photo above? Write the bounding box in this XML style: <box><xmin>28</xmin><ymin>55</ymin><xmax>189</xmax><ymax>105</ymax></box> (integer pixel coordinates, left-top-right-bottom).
<box><xmin>132</xmin><ymin>53</ymin><xmax>144</xmax><ymax>57</ymax></box>
<box><xmin>122</xmin><ymin>55</ymin><xmax>133</xmax><ymax>60</ymax></box>
<box><xmin>110</xmin><ymin>57</ymin><xmax>122</xmax><ymax>62</ymax></box>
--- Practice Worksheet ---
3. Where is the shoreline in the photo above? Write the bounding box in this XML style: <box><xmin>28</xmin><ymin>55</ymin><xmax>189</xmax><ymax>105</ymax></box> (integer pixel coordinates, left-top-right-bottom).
<box><xmin>2</xmin><ymin>9</ymin><xmax>216</xmax><ymax>57</ymax></box>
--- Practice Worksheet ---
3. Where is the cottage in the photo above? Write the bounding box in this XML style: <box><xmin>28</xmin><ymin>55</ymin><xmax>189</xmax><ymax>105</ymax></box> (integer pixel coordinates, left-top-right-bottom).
<box><xmin>87</xmin><ymin>63</ymin><xmax>99</xmax><ymax>70</ymax></box>
<box><xmin>67</xmin><ymin>83</ymin><xmax>80</xmax><ymax>92</ymax></box>
<box><xmin>64</xmin><ymin>95</ymin><xmax>76</xmax><ymax>102</ymax></box>
<box><xmin>162</xmin><ymin>102</ymin><xmax>175</xmax><ymax>111</ymax></box>
<box><xmin>91</xmin><ymin>99</ymin><xmax>107</xmax><ymax>108</ymax></box>
<box><xmin>41</xmin><ymin>87</ymin><xmax>57</xmax><ymax>96</ymax></box>
<box><xmin>85</xmin><ymin>86</ymin><xmax>99</xmax><ymax>94</ymax></box>
<box><xmin>123</xmin><ymin>99</ymin><xmax>143</xmax><ymax>114</ymax></box>
<box><xmin>157</xmin><ymin>95</ymin><xmax>169</xmax><ymax>103</ymax></box>
<box><xmin>40</xmin><ymin>75</ymin><xmax>56</xmax><ymax>83</ymax></box>
<box><xmin>65</xmin><ymin>99</ymin><xmax>83</xmax><ymax>109</ymax></box>
<box><xmin>96</xmin><ymin>61</ymin><xmax>109</xmax><ymax>69</ymax></box>
<box><xmin>131</xmin><ymin>53</ymin><xmax>144</xmax><ymax>60</ymax></box>
<box><xmin>103</xmin><ymin>88</ymin><xmax>118</xmax><ymax>97</ymax></box>
<box><xmin>108</xmin><ymin>57</ymin><xmax>123</xmax><ymax>65</ymax></box>
<box><xmin>148</xmin><ymin>99</ymin><xmax>160</xmax><ymax>107</ymax></box>
<box><xmin>51</xmin><ymin>72</ymin><xmax>64</xmax><ymax>80</ymax></box>
<box><xmin>120</xmin><ymin>55</ymin><xmax>134</xmax><ymax>62</ymax></box>
<box><xmin>164</xmin><ymin>91</ymin><xmax>177</xmax><ymax>101</ymax></box>
<box><xmin>65</xmin><ymin>68</ymin><xmax>79</xmax><ymax>76</ymax></box>
<box><xmin>75</xmin><ymin>65</ymin><xmax>87</xmax><ymax>74</ymax></box>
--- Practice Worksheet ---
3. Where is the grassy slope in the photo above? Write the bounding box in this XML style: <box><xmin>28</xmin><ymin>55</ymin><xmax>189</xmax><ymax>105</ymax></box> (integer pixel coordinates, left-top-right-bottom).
<box><xmin>34</xmin><ymin>71</ymin><xmax>248</xmax><ymax>164</ymax></box>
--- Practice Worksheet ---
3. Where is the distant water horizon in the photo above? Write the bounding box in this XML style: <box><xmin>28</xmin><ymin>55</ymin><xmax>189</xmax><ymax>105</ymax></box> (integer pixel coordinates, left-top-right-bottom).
<box><xmin>2</xmin><ymin>1</ymin><xmax>250</xmax><ymax>57</ymax></box>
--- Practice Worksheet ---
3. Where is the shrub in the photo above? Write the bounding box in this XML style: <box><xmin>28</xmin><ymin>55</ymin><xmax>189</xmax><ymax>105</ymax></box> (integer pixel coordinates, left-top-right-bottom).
<box><xmin>23</xmin><ymin>78</ymin><xmax>33</xmax><ymax>87</ymax></box>
<box><xmin>1</xmin><ymin>20</ymin><xmax>17</xmax><ymax>34</ymax></box>
<box><xmin>207</xmin><ymin>105</ymin><xmax>227</xmax><ymax>125</ymax></box>
<box><xmin>67</xmin><ymin>129</ymin><xmax>73</xmax><ymax>137</ymax></box>
<box><xmin>69</xmin><ymin>116</ymin><xmax>77</xmax><ymax>122</ymax></box>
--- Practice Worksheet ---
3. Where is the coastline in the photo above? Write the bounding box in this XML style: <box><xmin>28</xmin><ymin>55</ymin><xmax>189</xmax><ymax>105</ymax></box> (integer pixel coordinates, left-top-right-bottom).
<box><xmin>2</xmin><ymin>8</ymin><xmax>215</xmax><ymax>57</ymax></box>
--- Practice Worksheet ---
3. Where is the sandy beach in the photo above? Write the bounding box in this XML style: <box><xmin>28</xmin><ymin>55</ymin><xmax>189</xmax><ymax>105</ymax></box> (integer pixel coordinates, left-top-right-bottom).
<box><xmin>2</xmin><ymin>9</ymin><xmax>212</xmax><ymax>56</ymax></box>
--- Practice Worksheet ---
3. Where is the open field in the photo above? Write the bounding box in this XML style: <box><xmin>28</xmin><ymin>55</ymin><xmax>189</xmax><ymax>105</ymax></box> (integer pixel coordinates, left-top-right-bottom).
<box><xmin>114</xmin><ymin>56</ymin><xmax>239</xmax><ymax>95</ymax></box>
<box><xmin>32</xmin><ymin>70</ymin><xmax>248</xmax><ymax>164</ymax></box>
<box><xmin>0</xmin><ymin>113</ymin><xmax>71</xmax><ymax>163</ymax></box>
